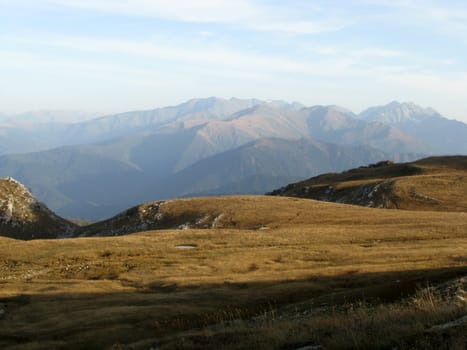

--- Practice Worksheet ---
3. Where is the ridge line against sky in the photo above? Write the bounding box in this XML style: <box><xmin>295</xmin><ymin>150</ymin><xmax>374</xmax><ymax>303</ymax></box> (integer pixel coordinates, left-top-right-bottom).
<box><xmin>1</xmin><ymin>0</ymin><xmax>467</xmax><ymax>122</ymax></box>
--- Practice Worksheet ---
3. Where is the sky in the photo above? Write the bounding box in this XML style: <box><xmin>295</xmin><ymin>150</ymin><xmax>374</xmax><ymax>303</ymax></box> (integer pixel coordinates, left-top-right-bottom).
<box><xmin>1</xmin><ymin>0</ymin><xmax>467</xmax><ymax>122</ymax></box>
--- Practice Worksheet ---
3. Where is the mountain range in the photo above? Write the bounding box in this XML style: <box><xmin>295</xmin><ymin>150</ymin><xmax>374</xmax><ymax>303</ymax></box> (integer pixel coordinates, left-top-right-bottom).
<box><xmin>0</xmin><ymin>97</ymin><xmax>465</xmax><ymax>219</ymax></box>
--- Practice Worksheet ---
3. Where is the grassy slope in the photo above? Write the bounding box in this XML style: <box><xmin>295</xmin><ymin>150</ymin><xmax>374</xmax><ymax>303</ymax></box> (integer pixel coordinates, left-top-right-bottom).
<box><xmin>269</xmin><ymin>156</ymin><xmax>467</xmax><ymax>212</ymax></box>
<box><xmin>0</xmin><ymin>196</ymin><xmax>466</xmax><ymax>349</ymax></box>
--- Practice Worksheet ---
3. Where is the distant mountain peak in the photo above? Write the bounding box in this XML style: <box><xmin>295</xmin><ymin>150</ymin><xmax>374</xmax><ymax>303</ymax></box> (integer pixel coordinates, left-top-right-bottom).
<box><xmin>359</xmin><ymin>101</ymin><xmax>440</xmax><ymax>124</ymax></box>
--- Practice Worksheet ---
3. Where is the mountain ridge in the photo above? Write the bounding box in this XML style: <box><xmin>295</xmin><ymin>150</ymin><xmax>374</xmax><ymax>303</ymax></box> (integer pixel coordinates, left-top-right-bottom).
<box><xmin>0</xmin><ymin>98</ymin><xmax>464</xmax><ymax>156</ymax></box>
<box><xmin>0</xmin><ymin>97</ymin><xmax>464</xmax><ymax>219</ymax></box>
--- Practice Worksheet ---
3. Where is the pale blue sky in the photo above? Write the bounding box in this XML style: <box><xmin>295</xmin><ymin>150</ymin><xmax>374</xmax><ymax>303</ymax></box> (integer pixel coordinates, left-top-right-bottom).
<box><xmin>1</xmin><ymin>0</ymin><xmax>467</xmax><ymax>121</ymax></box>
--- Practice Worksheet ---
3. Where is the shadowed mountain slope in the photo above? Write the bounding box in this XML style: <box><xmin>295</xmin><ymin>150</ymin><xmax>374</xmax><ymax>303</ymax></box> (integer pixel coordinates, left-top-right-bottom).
<box><xmin>0</xmin><ymin>98</ymin><xmax>464</xmax><ymax>220</ymax></box>
<box><xmin>0</xmin><ymin>117</ymin><xmax>417</xmax><ymax>220</ymax></box>
<box><xmin>153</xmin><ymin>137</ymin><xmax>395</xmax><ymax>199</ymax></box>
<box><xmin>269</xmin><ymin>156</ymin><xmax>467</xmax><ymax>212</ymax></box>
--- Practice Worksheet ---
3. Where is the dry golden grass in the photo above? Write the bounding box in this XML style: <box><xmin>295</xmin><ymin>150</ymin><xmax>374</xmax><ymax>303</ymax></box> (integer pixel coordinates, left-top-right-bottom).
<box><xmin>0</xmin><ymin>196</ymin><xmax>466</xmax><ymax>349</ymax></box>
<box><xmin>271</xmin><ymin>155</ymin><xmax>467</xmax><ymax>212</ymax></box>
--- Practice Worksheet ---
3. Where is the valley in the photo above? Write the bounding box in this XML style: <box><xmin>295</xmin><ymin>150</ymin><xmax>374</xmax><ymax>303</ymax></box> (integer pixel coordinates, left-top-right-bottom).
<box><xmin>1</xmin><ymin>98</ymin><xmax>465</xmax><ymax>220</ymax></box>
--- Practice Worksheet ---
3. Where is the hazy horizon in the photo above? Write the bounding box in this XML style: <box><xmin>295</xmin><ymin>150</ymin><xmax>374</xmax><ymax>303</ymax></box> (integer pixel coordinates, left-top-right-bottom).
<box><xmin>1</xmin><ymin>97</ymin><xmax>465</xmax><ymax>124</ymax></box>
<box><xmin>2</xmin><ymin>1</ymin><xmax>467</xmax><ymax>122</ymax></box>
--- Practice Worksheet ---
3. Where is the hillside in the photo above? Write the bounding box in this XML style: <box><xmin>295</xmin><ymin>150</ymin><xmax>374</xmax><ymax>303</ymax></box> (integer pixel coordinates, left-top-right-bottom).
<box><xmin>0</xmin><ymin>177</ymin><xmax>76</xmax><ymax>239</ymax></box>
<box><xmin>1</xmin><ymin>196</ymin><xmax>466</xmax><ymax>349</ymax></box>
<box><xmin>78</xmin><ymin>194</ymin><xmax>397</xmax><ymax>237</ymax></box>
<box><xmin>269</xmin><ymin>156</ymin><xmax>467</xmax><ymax>212</ymax></box>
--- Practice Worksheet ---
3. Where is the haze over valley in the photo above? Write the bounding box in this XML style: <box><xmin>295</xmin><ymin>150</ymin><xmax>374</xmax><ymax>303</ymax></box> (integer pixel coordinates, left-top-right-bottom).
<box><xmin>0</xmin><ymin>97</ymin><xmax>465</xmax><ymax>219</ymax></box>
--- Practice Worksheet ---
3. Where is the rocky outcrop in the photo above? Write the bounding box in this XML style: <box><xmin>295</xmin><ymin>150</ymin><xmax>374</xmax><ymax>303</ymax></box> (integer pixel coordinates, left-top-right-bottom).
<box><xmin>76</xmin><ymin>200</ymin><xmax>227</xmax><ymax>237</ymax></box>
<box><xmin>426</xmin><ymin>275</ymin><xmax>467</xmax><ymax>306</ymax></box>
<box><xmin>0</xmin><ymin>177</ymin><xmax>76</xmax><ymax>239</ymax></box>
<box><xmin>269</xmin><ymin>156</ymin><xmax>467</xmax><ymax>212</ymax></box>
<box><xmin>273</xmin><ymin>181</ymin><xmax>398</xmax><ymax>209</ymax></box>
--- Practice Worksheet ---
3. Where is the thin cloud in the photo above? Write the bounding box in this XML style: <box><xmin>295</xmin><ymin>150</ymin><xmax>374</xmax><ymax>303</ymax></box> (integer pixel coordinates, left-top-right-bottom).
<box><xmin>351</xmin><ymin>49</ymin><xmax>402</xmax><ymax>58</ymax></box>
<box><xmin>42</xmin><ymin>0</ymin><xmax>346</xmax><ymax>35</ymax></box>
<box><xmin>251</xmin><ymin>20</ymin><xmax>345</xmax><ymax>35</ymax></box>
<box><xmin>0</xmin><ymin>35</ymin><xmax>428</xmax><ymax>80</ymax></box>
<box><xmin>2</xmin><ymin>1</ymin><xmax>466</xmax><ymax>120</ymax></box>
<box><xmin>361</xmin><ymin>0</ymin><xmax>467</xmax><ymax>40</ymax></box>
<box><xmin>48</xmin><ymin>0</ymin><xmax>257</xmax><ymax>23</ymax></box>
<box><xmin>4</xmin><ymin>35</ymin><xmax>344</xmax><ymax>76</ymax></box>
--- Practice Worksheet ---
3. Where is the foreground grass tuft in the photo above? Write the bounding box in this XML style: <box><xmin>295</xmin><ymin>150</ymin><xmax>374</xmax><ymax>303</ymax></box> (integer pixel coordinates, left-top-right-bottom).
<box><xmin>161</xmin><ymin>286</ymin><xmax>466</xmax><ymax>350</ymax></box>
